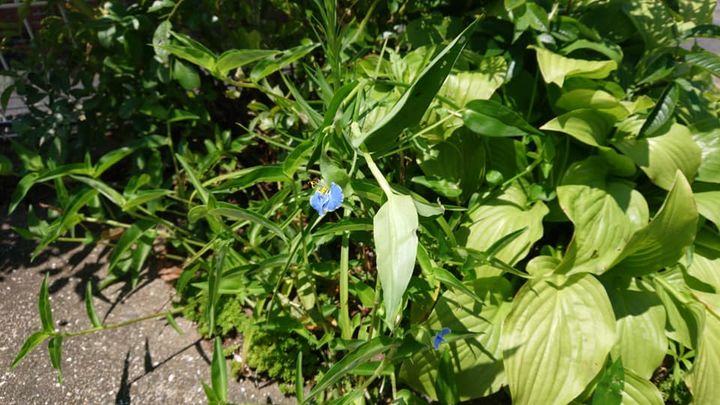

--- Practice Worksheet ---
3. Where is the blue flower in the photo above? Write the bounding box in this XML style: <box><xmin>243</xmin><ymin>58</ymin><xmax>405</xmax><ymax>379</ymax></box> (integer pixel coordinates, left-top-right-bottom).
<box><xmin>310</xmin><ymin>182</ymin><xmax>344</xmax><ymax>216</ymax></box>
<box><xmin>432</xmin><ymin>327</ymin><xmax>451</xmax><ymax>350</ymax></box>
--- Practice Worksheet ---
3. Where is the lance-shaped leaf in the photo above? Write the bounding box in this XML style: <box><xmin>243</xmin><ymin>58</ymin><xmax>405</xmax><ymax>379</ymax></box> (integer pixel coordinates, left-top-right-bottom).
<box><xmin>84</xmin><ymin>281</ymin><xmax>102</xmax><ymax>328</ymax></box>
<box><xmin>107</xmin><ymin>220</ymin><xmax>156</xmax><ymax>278</ymax></box>
<box><xmin>638</xmin><ymin>83</ymin><xmax>679</xmax><ymax>138</ymax></box>
<box><xmin>10</xmin><ymin>331</ymin><xmax>50</xmax><ymax>369</ymax></box>
<box><xmin>374</xmin><ymin>194</ymin><xmax>419</xmax><ymax>327</ymax></box>
<box><xmin>463</xmin><ymin>99</ymin><xmax>542</xmax><ymax>137</ymax></box>
<box><xmin>532</xmin><ymin>46</ymin><xmax>617</xmax><ymax>87</ymax></box>
<box><xmin>502</xmin><ymin>274</ymin><xmax>616</xmax><ymax>405</ymax></box>
<box><xmin>610</xmin><ymin>172</ymin><xmax>698</xmax><ymax>276</ymax></box>
<box><xmin>48</xmin><ymin>335</ymin><xmax>63</xmax><ymax>383</ymax></box>
<box><xmin>686</xmin><ymin>49</ymin><xmax>720</xmax><ymax>77</ymax></box>
<box><xmin>615</xmin><ymin>123</ymin><xmax>701</xmax><ymax>191</ymax></box>
<box><xmin>211</xmin><ymin>337</ymin><xmax>228</xmax><ymax>403</ymax></box>
<box><xmin>39</xmin><ymin>274</ymin><xmax>54</xmax><ymax>332</ymax></box>
<box><xmin>356</xmin><ymin>20</ymin><xmax>478</xmax><ymax>152</ymax></box>
<box><xmin>249</xmin><ymin>42</ymin><xmax>318</xmax><ymax>82</ymax></box>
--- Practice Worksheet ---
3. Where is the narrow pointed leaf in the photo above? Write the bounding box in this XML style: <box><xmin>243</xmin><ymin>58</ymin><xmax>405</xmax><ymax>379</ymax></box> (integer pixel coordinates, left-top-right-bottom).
<box><xmin>638</xmin><ymin>83</ymin><xmax>679</xmax><ymax>138</ymax></box>
<box><xmin>10</xmin><ymin>331</ymin><xmax>50</xmax><ymax>369</ymax></box>
<box><xmin>48</xmin><ymin>335</ymin><xmax>63</xmax><ymax>383</ymax></box>
<box><xmin>463</xmin><ymin>99</ymin><xmax>542</xmax><ymax>137</ymax></box>
<box><xmin>84</xmin><ymin>281</ymin><xmax>101</xmax><ymax>328</ymax></box>
<box><xmin>211</xmin><ymin>337</ymin><xmax>228</xmax><ymax>403</ymax></box>
<box><xmin>39</xmin><ymin>274</ymin><xmax>54</xmax><ymax>332</ymax></box>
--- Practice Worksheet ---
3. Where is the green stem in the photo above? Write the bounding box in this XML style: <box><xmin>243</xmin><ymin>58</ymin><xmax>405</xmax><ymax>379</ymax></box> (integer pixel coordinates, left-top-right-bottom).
<box><xmin>339</xmin><ymin>218</ymin><xmax>351</xmax><ymax>339</ymax></box>
<box><xmin>362</xmin><ymin>152</ymin><xmax>393</xmax><ymax>197</ymax></box>
<box><xmin>60</xmin><ymin>307</ymin><xmax>185</xmax><ymax>338</ymax></box>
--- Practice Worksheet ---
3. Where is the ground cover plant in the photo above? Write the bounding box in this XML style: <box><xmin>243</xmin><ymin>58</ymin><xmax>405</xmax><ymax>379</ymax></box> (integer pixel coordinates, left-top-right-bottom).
<box><xmin>4</xmin><ymin>0</ymin><xmax>720</xmax><ymax>403</ymax></box>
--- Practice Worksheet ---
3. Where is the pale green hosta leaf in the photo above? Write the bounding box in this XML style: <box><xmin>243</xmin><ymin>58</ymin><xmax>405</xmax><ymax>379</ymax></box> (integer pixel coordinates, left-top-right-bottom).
<box><xmin>540</xmin><ymin>109</ymin><xmax>616</xmax><ymax>147</ymax></box>
<box><xmin>615</xmin><ymin>123</ymin><xmax>701</xmax><ymax>191</ymax></box>
<box><xmin>694</xmin><ymin>191</ymin><xmax>720</xmax><ymax>229</ymax></box>
<box><xmin>621</xmin><ymin>368</ymin><xmax>664</xmax><ymax>405</ymax></box>
<box><xmin>466</xmin><ymin>185</ymin><xmax>548</xmax><ymax>275</ymax></box>
<box><xmin>654</xmin><ymin>270</ymin><xmax>705</xmax><ymax>349</ymax></box>
<box><xmin>533</xmin><ymin>47</ymin><xmax>617</xmax><ymax>87</ymax></box>
<box><xmin>502</xmin><ymin>274</ymin><xmax>616</xmax><ymax>405</ymax></box>
<box><xmin>686</xmin><ymin>312</ymin><xmax>720</xmax><ymax>404</ymax></box>
<box><xmin>693</xmin><ymin>129</ymin><xmax>720</xmax><ymax>183</ymax></box>
<box><xmin>400</xmin><ymin>277</ymin><xmax>512</xmax><ymax>401</ymax></box>
<box><xmin>374</xmin><ymin>194</ymin><xmax>419</xmax><ymax>327</ymax></box>
<box><xmin>607</xmin><ymin>280</ymin><xmax>666</xmax><ymax>379</ymax></box>
<box><xmin>611</xmin><ymin>172</ymin><xmax>698</xmax><ymax>276</ymax></box>
<box><xmin>558</xmin><ymin>157</ymin><xmax>648</xmax><ymax>275</ymax></box>
<box><xmin>554</xmin><ymin>89</ymin><xmax>629</xmax><ymax>120</ymax></box>
<box><xmin>687</xmin><ymin>252</ymin><xmax>720</xmax><ymax>292</ymax></box>
<box><xmin>439</xmin><ymin>56</ymin><xmax>507</xmax><ymax>107</ymax></box>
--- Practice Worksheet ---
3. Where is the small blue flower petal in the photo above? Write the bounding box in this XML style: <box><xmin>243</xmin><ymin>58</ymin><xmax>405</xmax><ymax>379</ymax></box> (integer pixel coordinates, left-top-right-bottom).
<box><xmin>432</xmin><ymin>327</ymin><xmax>451</xmax><ymax>350</ymax></box>
<box><xmin>310</xmin><ymin>190</ymin><xmax>329</xmax><ymax>216</ymax></box>
<box><xmin>325</xmin><ymin>183</ymin><xmax>344</xmax><ymax>212</ymax></box>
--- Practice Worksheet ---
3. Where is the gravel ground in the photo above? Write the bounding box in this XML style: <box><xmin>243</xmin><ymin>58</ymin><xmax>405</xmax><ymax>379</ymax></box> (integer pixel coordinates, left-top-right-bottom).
<box><xmin>0</xmin><ymin>203</ymin><xmax>291</xmax><ymax>405</ymax></box>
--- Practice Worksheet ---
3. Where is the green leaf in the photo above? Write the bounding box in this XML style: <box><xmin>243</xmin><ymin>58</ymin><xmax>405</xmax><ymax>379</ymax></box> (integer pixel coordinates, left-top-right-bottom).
<box><xmin>70</xmin><ymin>176</ymin><xmax>127</xmax><ymax>208</ymax></box>
<box><xmin>532</xmin><ymin>46</ymin><xmax>617</xmax><ymax>87</ymax></box>
<box><xmin>188</xmin><ymin>205</ymin><xmax>287</xmax><ymax>243</ymax></box>
<box><xmin>654</xmin><ymin>271</ymin><xmax>705</xmax><ymax>349</ymax></box>
<box><xmin>592</xmin><ymin>358</ymin><xmax>624</xmax><ymax>405</ymax></box>
<box><xmin>607</xmin><ymin>280</ymin><xmax>667</xmax><ymax>379</ymax></box>
<box><xmin>107</xmin><ymin>220</ymin><xmax>156</xmax><ymax>278</ymax></box>
<box><xmin>211</xmin><ymin>337</ymin><xmax>228</xmax><ymax>403</ymax></box>
<box><xmin>693</xmin><ymin>129</ymin><xmax>720</xmax><ymax>183</ymax></box>
<box><xmin>615</xmin><ymin>123</ymin><xmax>701</xmax><ymax>191</ymax></box>
<box><xmin>695</xmin><ymin>191</ymin><xmax>720</xmax><ymax>229</ymax></box>
<box><xmin>176</xmin><ymin>154</ymin><xmax>210</xmax><ymax>203</ymax></box>
<box><xmin>686</xmin><ymin>49</ymin><xmax>720</xmax><ymax>77</ymax></box>
<box><xmin>401</xmin><ymin>277</ymin><xmax>513</xmax><ymax>401</ymax></box>
<box><xmin>39</xmin><ymin>274</ymin><xmax>54</xmax><ymax>332</ymax></box>
<box><xmin>466</xmin><ymin>186</ymin><xmax>548</xmax><ymax>275</ymax></box>
<box><xmin>558</xmin><ymin>156</ymin><xmax>648</xmax><ymax>274</ymax></box>
<box><xmin>313</xmin><ymin>218</ymin><xmax>373</xmax><ymax>237</ymax></box>
<box><xmin>215</xmin><ymin>49</ymin><xmax>279</xmax><ymax>78</ymax></box>
<box><xmin>165</xmin><ymin>313</ymin><xmax>184</xmax><ymax>336</ymax></box>
<box><xmin>356</xmin><ymin>20</ymin><xmax>478</xmax><ymax>152</ymax></box>
<box><xmin>207</xmin><ymin>165</ymin><xmax>290</xmax><ymax>191</ymax></box>
<box><xmin>686</xmin><ymin>311</ymin><xmax>720</xmax><ymax>404</ymax></box>
<box><xmin>502</xmin><ymin>274</ymin><xmax>616</xmax><ymax>405</ymax></box>
<box><xmin>84</xmin><ymin>281</ymin><xmax>101</xmax><ymax>328</ymax></box>
<box><xmin>638</xmin><ymin>83</ymin><xmax>679</xmax><ymax>138</ymax></box>
<box><xmin>152</xmin><ymin>20</ymin><xmax>172</xmax><ymax>63</ymax></box>
<box><xmin>206</xmin><ymin>241</ymin><xmax>229</xmax><ymax>335</ymax></box>
<box><xmin>374</xmin><ymin>194</ymin><xmax>419</xmax><ymax>327</ymax></box>
<box><xmin>295</xmin><ymin>351</ymin><xmax>304</xmax><ymax>403</ymax></box>
<box><xmin>165</xmin><ymin>32</ymin><xmax>216</xmax><ymax>71</ymax></box>
<box><xmin>463</xmin><ymin>99</ymin><xmax>542</xmax><ymax>137</ymax></box>
<box><xmin>0</xmin><ymin>153</ymin><xmax>13</xmax><ymax>175</ymax></box>
<box><xmin>48</xmin><ymin>335</ymin><xmax>63</xmax><ymax>383</ymax></box>
<box><xmin>439</xmin><ymin>57</ymin><xmax>507</xmax><ymax>106</ymax></box>
<box><xmin>554</xmin><ymin>89</ymin><xmax>629</xmax><ymax>119</ymax></box>
<box><xmin>621</xmin><ymin>368</ymin><xmax>664</xmax><ymax>405</ymax></box>
<box><xmin>307</xmin><ymin>337</ymin><xmax>399</xmax><ymax>401</ymax></box>
<box><xmin>540</xmin><ymin>108</ymin><xmax>616</xmax><ymax>147</ymax></box>
<box><xmin>612</xmin><ymin>172</ymin><xmax>698</xmax><ymax>276</ymax></box>
<box><xmin>9</xmin><ymin>164</ymin><xmax>94</xmax><ymax>214</ymax></box>
<box><xmin>10</xmin><ymin>331</ymin><xmax>50</xmax><ymax>369</ymax></box>
<box><xmin>435</xmin><ymin>350</ymin><xmax>459</xmax><ymax>405</ymax></box>
<box><xmin>249</xmin><ymin>42</ymin><xmax>318</xmax><ymax>82</ymax></box>
<box><xmin>282</xmin><ymin>139</ymin><xmax>314</xmax><ymax>177</ymax></box>
<box><xmin>686</xmin><ymin>251</ymin><xmax>720</xmax><ymax>292</ymax></box>
<box><xmin>173</xmin><ymin>59</ymin><xmax>201</xmax><ymax>90</ymax></box>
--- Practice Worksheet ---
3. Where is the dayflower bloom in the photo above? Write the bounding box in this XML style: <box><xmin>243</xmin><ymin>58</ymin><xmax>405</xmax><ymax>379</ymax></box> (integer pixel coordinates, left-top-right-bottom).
<box><xmin>432</xmin><ymin>327</ymin><xmax>451</xmax><ymax>350</ymax></box>
<box><xmin>310</xmin><ymin>181</ymin><xmax>343</xmax><ymax>216</ymax></box>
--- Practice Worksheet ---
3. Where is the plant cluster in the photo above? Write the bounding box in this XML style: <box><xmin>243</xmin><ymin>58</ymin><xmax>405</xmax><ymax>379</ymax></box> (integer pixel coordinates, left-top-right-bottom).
<box><xmin>4</xmin><ymin>0</ymin><xmax>720</xmax><ymax>404</ymax></box>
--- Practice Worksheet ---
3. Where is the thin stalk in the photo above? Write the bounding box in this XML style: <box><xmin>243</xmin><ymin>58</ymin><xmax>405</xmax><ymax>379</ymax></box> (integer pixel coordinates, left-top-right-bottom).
<box><xmin>362</xmin><ymin>152</ymin><xmax>392</xmax><ymax>197</ymax></box>
<box><xmin>60</xmin><ymin>307</ymin><xmax>185</xmax><ymax>338</ymax></box>
<box><xmin>339</xmin><ymin>216</ymin><xmax>351</xmax><ymax>339</ymax></box>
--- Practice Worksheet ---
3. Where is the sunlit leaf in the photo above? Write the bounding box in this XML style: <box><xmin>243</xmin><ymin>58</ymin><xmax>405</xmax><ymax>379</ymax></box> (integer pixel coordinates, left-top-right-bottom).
<box><xmin>533</xmin><ymin>46</ymin><xmax>617</xmax><ymax>87</ymax></box>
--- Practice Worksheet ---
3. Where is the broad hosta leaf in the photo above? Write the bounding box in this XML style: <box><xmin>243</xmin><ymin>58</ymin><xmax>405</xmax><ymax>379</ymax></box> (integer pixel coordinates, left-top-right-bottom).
<box><xmin>654</xmin><ymin>270</ymin><xmax>705</xmax><ymax>349</ymax></box>
<box><xmin>694</xmin><ymin>191</ymin><xmax>720</xmax><ymax>229</ymax></box>
<box><xmin>615</xmin><ymin>123</ymin><xmax>701</xmax><ymax>191</ymax></box>
<box><xmin>357</xmin><ymin>20</ymin><xmax>477</xmax><ymax>152</ymax></box>
<box><xmin>502</xmin><ymin>274</ymin><xmax>616</xmax><ymax>405</ymax></box>
<box><xmin>374</xmin><ymin>194</ymin><xmax>419</xmax><ymax>327</ymax></box>
<box><xmin>439</xmin><ymin>56</ymin><xmax>507</xmax><ymax>106</ymax></box>
<box><xmin>686</xmin><ymin>312</ymin><xmax>720</xmax><ymax>404</ymax></box>
<box><xmin>401</xmin><ymin>277</ymin><xmax>513</xmax><ymax>401</ymax></box>
<box><xmin>621</xmin><ymin>368</ymin><xmax>664</xmax><ymax>405</ymax></box>
<box><xmin>686</xmin><ymin>252</ymin><xmax>720</xmax><ymax>292</ymax></box>
<box><xmin>463</xmin><ymin>99</ymin><xmax>542</xmax><ymax>137</ymax></box>
<box><xmin>607</xmin><ymin>280</ymin><xmax>667</xmax><ymax>379</ymax></box>
<box><xmin>693</xmin><ymin>129</ymin><xmax>720</xmax><ymax>183</ymax></box>
<box><xmin>558</xmin><ymin>156</ymin><xmax>648</xmax><ymax>274</ymax></box>
<box><xmin>533</xmin><ymin>47</ymin><xmax>617</xmax><ymax>87</ymax></box>
<box><xmin>541</xmin><ymin>108</ymin><xmax>616</xmax><ymax>147</ymax></box>
<box><xmin>555</xmin><ymin>89</ymin><xmax>629</xmax><ymax>119</ymax></box>
<box><xmin>466</xmin><ymin>186</ymin><xmax>548</xmax><ymax>274</ymax></box>
<box><xmin>638</xmin><ymin>83</ymin><xmax>679</xmax><ymax>138</ymax></box>
<box><xmin>611</xmin><ymin>172</ymin><xmax>698</xmax><ymax>276</ymax></box>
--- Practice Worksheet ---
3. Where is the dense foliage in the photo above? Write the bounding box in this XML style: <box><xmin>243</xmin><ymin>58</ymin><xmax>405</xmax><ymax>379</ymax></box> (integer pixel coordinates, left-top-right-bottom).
<box><xmin>4</xmin><ymin>0</ymin><xmax>720</xmax><ymax>404</ymax></box>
